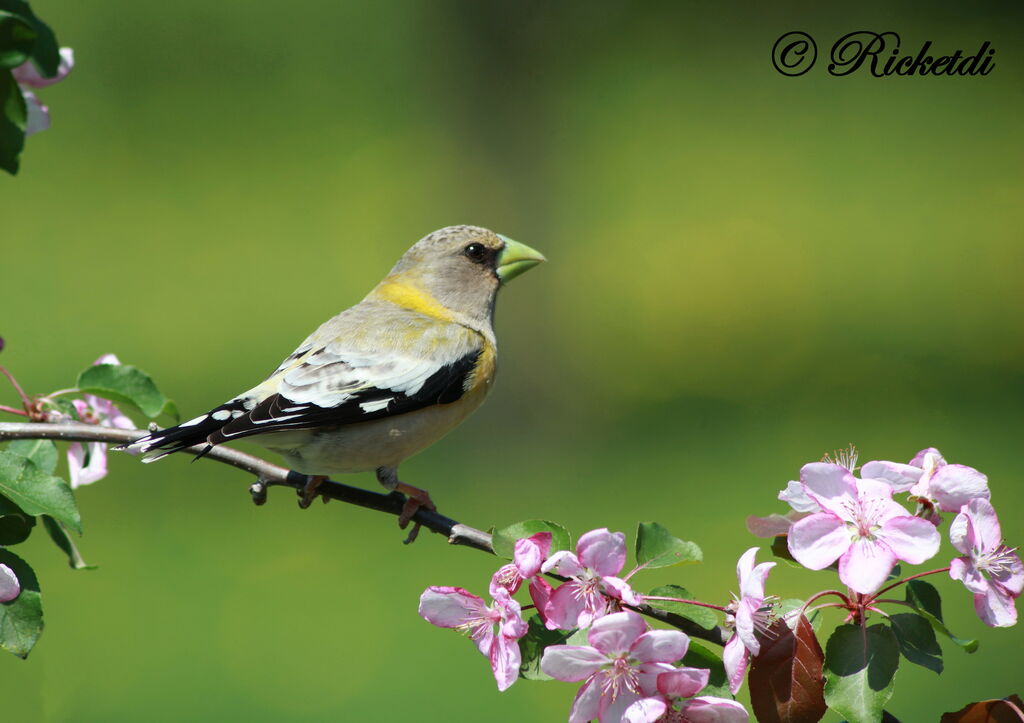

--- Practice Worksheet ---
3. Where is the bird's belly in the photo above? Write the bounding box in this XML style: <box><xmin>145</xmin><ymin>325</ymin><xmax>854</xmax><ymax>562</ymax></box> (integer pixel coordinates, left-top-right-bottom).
<box><xmin>258</xmin><ymin>389</ymin><xmax>488</xmax><ymax>475</ymax></box>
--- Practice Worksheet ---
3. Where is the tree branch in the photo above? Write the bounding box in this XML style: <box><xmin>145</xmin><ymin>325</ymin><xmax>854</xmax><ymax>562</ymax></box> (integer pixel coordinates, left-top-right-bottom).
<box><xmin>0</xmin><ymin>420</ymin><xmax>727</xmax><ymax>646</ymax></box>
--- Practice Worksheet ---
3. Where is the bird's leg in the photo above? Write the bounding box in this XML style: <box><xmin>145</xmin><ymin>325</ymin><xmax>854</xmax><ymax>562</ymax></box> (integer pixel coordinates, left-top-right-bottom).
<box><xmin>297</xmin><ymin>474</ymin><xmax>327</xmax><ymax>509</ymax></box>
<box><xmin>376</xmin><ymin>467</ymin><xmax>436</xmax><ymax>543</ymax></box>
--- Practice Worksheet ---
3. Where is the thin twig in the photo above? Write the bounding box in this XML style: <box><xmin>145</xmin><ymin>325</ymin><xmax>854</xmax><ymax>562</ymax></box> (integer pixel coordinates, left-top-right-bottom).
<box><xmin>0</xmin><ymin>421</ymin><xmax>728</xmax><ymax>646</ymax></box>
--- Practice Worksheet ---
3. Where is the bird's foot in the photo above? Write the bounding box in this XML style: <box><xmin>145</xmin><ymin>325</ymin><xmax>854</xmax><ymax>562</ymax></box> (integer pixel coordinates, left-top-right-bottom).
<box><xmin>297</xmin><ymin>475</ymin><xmax>327</xmax><ymax>509</ymax></box>
<box><xmin>395</xmin><ymin>482</ymin><xmax>436</xmax><ymax>544</ymax></box>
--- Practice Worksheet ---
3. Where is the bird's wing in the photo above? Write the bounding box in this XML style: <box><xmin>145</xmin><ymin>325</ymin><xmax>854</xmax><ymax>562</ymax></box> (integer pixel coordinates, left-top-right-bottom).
<box><xmin>132</xmin><ymin>302</ymin><xmax>489</xmax><ymax>458</ymax></box>
<box><xmin>207</xmin><ymin>334</ymin><xmax>484</xmax><ymax>444</ymax></box>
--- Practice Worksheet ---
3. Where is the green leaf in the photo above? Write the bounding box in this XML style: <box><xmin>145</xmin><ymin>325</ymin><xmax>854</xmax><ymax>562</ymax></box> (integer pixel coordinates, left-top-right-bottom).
<box><xmin>905</xmin><ymin>579</ymin><xmax>978</xmax><ymax>653</ymax></box>
<box><xmin>0</xmin><ymin>0</ymin><xmax>59</xmax><ymax>76</ymax></box>
<box><xmin>0</xmin><ymin>492</ymin><xmax>35</xmax><ymax>544</ymax></box>
<box><xmin>824</xmin><ymin>624</ymin><xmax>899</xmax><ymax>723</ymax></box>
<box><xmin>645</xmin><ymin>585</ymin><xmax>718</xmax><ymax>629</ymax></box>
<box><xmin>491</xmin><ymin>520</ymin><xmax>570</xmax><ymax>560</ymax></box>
<box><xmin>0</xmin><ymin>450</ymin><xmax>81</xmax><ymax>533</ymax></box>
<box><xmin>0</xmin><ymin>548</ymin><xmax>43</xmax><ymax>658</ymax></box>
<box><xmin>42</xmin><ymin>515</ymin><xmax>95</xmax><ymax>570</ymax></box>
<box><xmin>682</xmin><ymin>641</ymin><xmax>730</xmax><ymax>698</ymax></box>
<box><xmin>889</xmin><ymin>612</ymin><xmax>942</xmax><ymax>674</ymax></box>
<box><xmin>0</xmin><ymin>10</ymin><xmax>36</xmax><ymax>69</ymax></box>
<box><xmin>0</xmin><ymin>68</ymin><xmax>26</xmax><ymax>175</ymax></box>
<box><xmin>77</xmin><ymin>363</ymin><xmax>175</xmax><ymax>419</ymax></box>
<box><xmin>6</xmin><ymin>439</ymin><xmax>57</xmax><ymax>474</ymax></box>
<box><xmin>517</xmin><ymin>614</ymin><xmax>573</xmax><ymax>681</ymax></box>
<box><xmin>635</xmin><ymin>522</ymin><xmax>702</xmax><ymax>569</ymax></box>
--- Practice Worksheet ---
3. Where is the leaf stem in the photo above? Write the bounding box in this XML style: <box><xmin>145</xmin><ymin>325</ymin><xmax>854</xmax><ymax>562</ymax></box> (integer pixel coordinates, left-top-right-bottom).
<box><xmin>0</xmin><ymin>404</ymin><xmax>29</xmax><ymax>417</ymax></box>
<box><xmin>870</xmin><ymin>567</ymin><xmax>952</xmax><ymax>600</ymax></box>
<box><xmin>0</xmin><ymin>364</ymin><xmax>31</xmax><ymax>409</ymax></box>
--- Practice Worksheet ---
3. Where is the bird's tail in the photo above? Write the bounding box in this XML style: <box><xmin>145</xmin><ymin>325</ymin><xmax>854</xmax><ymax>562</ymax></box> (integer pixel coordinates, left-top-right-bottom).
<box><xmin>119</xmin><ymin>399</ymin><xmax>249</xmax><ymax>462</ymax></box>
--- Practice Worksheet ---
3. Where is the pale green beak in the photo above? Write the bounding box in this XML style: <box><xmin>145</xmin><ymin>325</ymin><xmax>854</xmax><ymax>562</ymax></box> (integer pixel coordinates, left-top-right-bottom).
<box><xmin>495</xmin><ymin>236</ymin><xmax>546</xmax><ymax>282</ymax></box>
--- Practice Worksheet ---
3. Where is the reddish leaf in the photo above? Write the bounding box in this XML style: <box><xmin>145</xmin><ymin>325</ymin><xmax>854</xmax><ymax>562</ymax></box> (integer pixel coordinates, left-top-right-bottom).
<box><xmin>749</xmin><ymin>615</ymin><xmax>827</xmax><ymax>723</ymax></box>
<box><xmin>941</xmin><ymin>695</ymin><xmax>1024</xmax><ymax>723</ymax></box>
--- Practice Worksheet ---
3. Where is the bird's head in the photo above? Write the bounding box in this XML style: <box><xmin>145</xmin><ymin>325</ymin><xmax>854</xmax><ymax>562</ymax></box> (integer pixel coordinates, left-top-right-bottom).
<box><xmin>380</xmin><ymin>225</ymin><xmax>545</xmax><ymax>324</ymax></box>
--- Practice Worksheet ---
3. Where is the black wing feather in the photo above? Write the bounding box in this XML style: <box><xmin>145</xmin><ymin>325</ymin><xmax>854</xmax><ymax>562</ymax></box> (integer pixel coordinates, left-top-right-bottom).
<box><xmin>208</xmin><ymin>350</ymin><xmax>479</xmax><ymax>444</ymax></box>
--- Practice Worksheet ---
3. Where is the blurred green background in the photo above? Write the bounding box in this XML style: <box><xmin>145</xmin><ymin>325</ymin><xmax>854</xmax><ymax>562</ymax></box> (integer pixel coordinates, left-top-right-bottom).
<box><xmin>3</xmin><ymin>1</ymin><xmax>1022</xmax><ymax>720</ymax></box>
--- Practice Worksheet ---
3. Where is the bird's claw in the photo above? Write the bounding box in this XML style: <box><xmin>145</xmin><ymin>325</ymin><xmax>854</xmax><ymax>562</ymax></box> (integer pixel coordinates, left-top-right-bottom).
<box><xmin>395</xmin><ymin>483</ymin><xmax>435</xmax><ymax>544</ymax></box>
<box><xmin>297</xmin><ymin>475</ymin><xmax>326</xmax><ymax>509</ymax></box>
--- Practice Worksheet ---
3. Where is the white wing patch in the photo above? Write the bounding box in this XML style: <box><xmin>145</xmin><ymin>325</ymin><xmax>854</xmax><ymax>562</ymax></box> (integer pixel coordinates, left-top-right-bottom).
<box><xmin>359</xmin><ymin>398</ymin><xmax>393</xmax><ymax>414</ymax></box>
<box><xmin>279</xmin><ymin>354</ymin><xmax>440</xmax><ymax>408</ymax></box>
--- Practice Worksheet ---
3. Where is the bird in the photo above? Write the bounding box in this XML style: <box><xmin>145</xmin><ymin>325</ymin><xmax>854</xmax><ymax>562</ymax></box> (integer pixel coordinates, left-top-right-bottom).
<box><xmin>125</xmin><ymin>225</ymin><xmax>544</xmax><ymax>534</ymax></box>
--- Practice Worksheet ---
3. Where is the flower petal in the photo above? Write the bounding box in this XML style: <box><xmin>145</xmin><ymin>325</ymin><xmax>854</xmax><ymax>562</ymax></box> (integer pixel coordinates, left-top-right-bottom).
<box><xmin>541</xmin><ymin>645</ymin><xmax>608</xmax><ymax>682</ymax></box>
<box><xmin>657</xmin><ymin>667</ymin><xmax>709</xmax><ymax>699</ymax></box>
<box><xmin>948</xmin><ymin>508</ymin><xmax>974</xmax><ymax>555</ymax></box>
<box><xmin>0</xmin><ymin>564</ymin><xmax>20</xmax><ymax>603</ymax></box>
<box><xmin>963</xmin><ymin>498</ymin><xmax>1002</xmax><ymax>552</ymax></box>
<box><xmin>577</xmin><ymin>528</ymin><xmax>627</xmax><ymax>577</ymax></box>
<box><xmin>950</xmin><ymin>557</ymin><xmax>987</xmax><ymax>595</ymax></box>
<box><xmin>588</xmin><ymin>610</ymin><xmax>648</xmax><ymax>655</ymax></box>
<box><xmin>514</xmin><ymin>532</ymin><xmax>552</xmax><ymax>579</ymax></box>
<box><xmin>861</xmin><ymin>461</ymin><xmax>923</xmax><ymax>493</ymax></box>
<box><xmin>879</xmin><ymin>516</ymin><xmax>940</xmax><ymax>565</ymax></box>
<box><xmin>600</xmin><ymin>687</ymin><xmax>642</xmax><ymax>723</ymax></box>
<box><xmin>544</xmin><ymin>580</ymin><xmax>587</xmax><ymax>631</ymax></box>
<box><xmin>974</xmin><ymin>584</ymin><xmax>1019</xmax><ymax>628</ymax></box>
<box><xmin>601</xmin><ymin>575</ymin><xmax>641</xmax><ymax>605</ymax></box>
<box><xmin>542</xmin><ymin>550</ymin><xmax>585</xmax><ymax>578</ymax></box>
<box><xmin>569</xmin><ymin>676</ymin><xmax>604</xmax><ymax>723</ymax></box>
<box><xmin>800</xmin><ymin>463</ymin><xmax>858</xmax><ymax>521</ymax></box>
<box><xmin>739</xmin><ymin>552</ymin><xmax>773</xmax><ymax>601</ymax></box>
<box><xmin>623</xmin><ymin>697</ymin><xmax>667</xmax><ymax>723</ymax></box>
<box><xmin>490</xmin><ymin>632</ymin><xmax>522</xmax><ymax>691</ymax></box>
<box><xmin>11</xmin><ymin>48</ymin><xmax>74</xmax><ymax>88</ymax></box>
<box><xmin>734</xmin><ymin>598</ymin><xmax>761</xmax><ymax>656</ymax></box>
<box><xmin>68</xmin><ymin>441</ymin><xmax>109</xmax><ymax>488</ymax></box>
<box><xmin>839</xmin><ymin>539</ymin><xmax>897</xmax><ymax>594</ymax></box>
<box><xmin>418</xmin><ymin>587</ymin><xmax>487</xmax><ymax>628</ymax></box>
<box><xmin>678</xmin><ymin>697</ymin><xmax>752</xmax><ymax>723</ymax></box>
<box><xmin>529</xmin><ymin>577</ymin><xmax>553</xmax><ymax>624</ymax></box>
<box><xmin>630</xmin><ymin>629</ymin><xmax>689</xmax><ymax>664</ymax></box>
<box><xmin>788</xmin><ymin>512</ymin><xmax>849</xmax><ymax>570</ymax></box>
<box><xmin>991</xmin><ymin>549</ymin><xmax>1024</xmax><ymax>596</ymax></box>
<box><xmin>22</xmin><ymin>90</ymin><xmax>50</xmax><ymax>136</ymax></box>
<box><xmin>778</xmin><ymin>480</ymin><xmax>818</xmax><ymax>513</ymax></box>
<box><xmin>930</xmin><ymin>465</ymin><xmax>990</xmax><ymax>512</ymax></box>
<box><xmin>909</xmin><ymin>447</ymin><xmax>945</xmax><ymax>469</ymax></box>
<box><xmin>722</xmin><ymin>633</ymin><xmax>749</xmax><ymax>695</ymax></box>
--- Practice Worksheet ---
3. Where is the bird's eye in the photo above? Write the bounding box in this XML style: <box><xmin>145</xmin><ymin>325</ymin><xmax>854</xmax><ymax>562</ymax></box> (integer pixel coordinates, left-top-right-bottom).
<box><xmin>463</xmin><ymin>243</ymin><xmax>488</xmax><ymax>263</ymax></box>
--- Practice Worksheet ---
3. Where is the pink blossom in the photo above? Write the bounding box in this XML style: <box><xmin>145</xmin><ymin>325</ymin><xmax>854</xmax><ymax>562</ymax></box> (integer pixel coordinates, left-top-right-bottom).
<box><xmin>722</xmin><ymin>547</ymin><xmax>774</xmax><ymax>694</ymax></box>
<box><xmin>541</xmin><ymin>610</ymin><xmax>689</xmax><ymax>723</ymax></box>
<box><xmin>11</xmin><ymin>48</ymin><xmax>74</xmax><ymax>136</ymax></box>
<box><xmin>490</xmin><ymin>532</ymin><xmax>554</xmax><ymax>623</ymax></box>
<box><xmin>624</xmin><ymin>667</ymin><xmax>750</xmax><ymax>722</ymax></box>
<box><xmin>418</xmin><ymin>585</ymin><xmax>528</xmax><ymax>691</ymax></box>
<box><xmin>949</xmin><ymin>498</ymin><xmax>1024</xmax><ymax>628</ymax></box>
<box><xmin>787</xmin><ymin>463</ymin><xmax>940</xmax><ymax>594</ymax></box>
<box><xmin>908</xmin><ymin>448</ymin><xmax>989</xmax><ymax>520</ymax></box>
<box><xmin>541</xmin><ymin>528</ymin><xmax>641</xmax><ymax>630</ymax></box>
<box><xmin>863</xmin><ymin>447</ymin><xmax>989</xmax><ymax>524</ymax></box>
<box><xmin>67</xmin><ymin>354</ymin><xmax>136</xmax><ymax>489</ymax></box>
<box><xmin>0</xmin><ymin>563</ymin><xmax>20</xmax><ymax>603</ymax></box>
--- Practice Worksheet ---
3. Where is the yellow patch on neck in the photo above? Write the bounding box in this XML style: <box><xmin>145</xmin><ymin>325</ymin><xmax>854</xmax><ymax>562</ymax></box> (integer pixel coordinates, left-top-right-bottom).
<box><xmin>374</xmin><ymin>277</ymin><xmax>454</xmax><ymax>321</ymax></box>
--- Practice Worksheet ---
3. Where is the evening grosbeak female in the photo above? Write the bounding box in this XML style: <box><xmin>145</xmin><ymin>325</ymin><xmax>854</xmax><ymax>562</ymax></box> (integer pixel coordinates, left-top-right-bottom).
<box><xmin>127</xmin><ymin>226</ymin><xmax>544</xmax><ymax>528</ymax></box>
